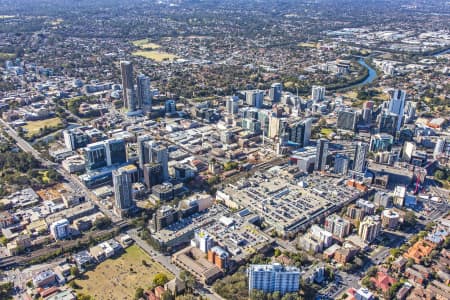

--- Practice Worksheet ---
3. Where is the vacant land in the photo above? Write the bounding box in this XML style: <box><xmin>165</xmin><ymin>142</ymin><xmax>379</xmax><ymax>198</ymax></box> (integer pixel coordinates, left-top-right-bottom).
<box><xmin>77</xmin><ymin>245</ymin><xmax>173</xmax><ymax>300</ymax></box>
<box><xmin>132</xmin><ymin>50</ymin><xmax>178</xmax><ymax>62</ymax></box>
<box><xmin>23</xmin><ymin>117</ymin><xmax>63</xmax><ymax>138</ymax></box>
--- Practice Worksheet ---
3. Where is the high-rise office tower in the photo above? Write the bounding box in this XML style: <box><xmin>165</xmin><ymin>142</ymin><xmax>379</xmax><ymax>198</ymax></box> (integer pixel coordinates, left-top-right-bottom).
<box><xmin>369</xmin><ymin>134</ymin><xmax>393</xmax><ymax>153</ymax></box>
<box><xmin>269</xmin><ymin>83</ymin><xmax>282</xmax><ymax>103</ymax></box>
<box><xmin>311</xmin><ymin>85</ymin><xmax>326</xmax><ymax>102</ymax></box>
<box><xmin>362</xmin><ymin>101</ymin><xmax>374</xmax><ymax>124</ymax></box>
<box><xmin>268</xmin><ymin>115</ymin><xmax>281</xmax><ymax>139</ymax></box>
<box><xmin>143</xmin><ymin>163</ymin><xmax>164</xmax><ymax>189</ymax></box>
<box><xmin>334</xmin><ymin>154</ymin><xmax>349</xmax><ymax>175</ymax></box>
<box><xmin>120</xmin><ymin>61</ymin><xmax>136</xmax><ymax>111</ymax></box>
<box><xmin>278</xmin><ymin>119</ymin><xmax>289</xmax><ymax>143</ymax></box>
<box><xmin>286</xmin><ymin>118</ymin><xmax>312</xmax><ymax>147</ymax></box>
<box><xmin>242</xmin><ymin>118</ymin><xmax>261</xmax><ymax>134</ymax></box>
<box><xmin>108</xmin><ymin>139</ymin><xmax>127</xmax><ymax>165</ymax></box>
<box><xmin>378</xmin><ymin>111</ymin><xmax>398</xmax><ymax>136</ymax></box>
<box><xmin>402</xmin><ymin>141</ymin><xmax>416</xmax><ymax>162</ymax></box>
<box><xmin>84</xmin><ymin>143</ymin><xmax>107</xmax><ymax>171</ymax></box>
<box><xmin>136</xmin><ymin>74</ymin><xmax>151</xmax><ymax>110</ymax></box>
<box><xmin>245</xmin><ymin>90</ymin><xmax>264</xmax><ymax>108</ymax></box>
<box><xmin>248</xmin><ymin>264</ymin><xmax>300</xmax><ymax>295</ymax></box>
<box><xmin>388</xmin><ymin>89</ymin><xmax>406</xmax><ymax>131</ymax></box>
<box><xmin>63</xmin><ymin>128</ymin><xmax>90</xmax><ymax>151</ymax></box>
<box><xmin>258</xmin><ymin>110</ymin><xmax>271</xmax><ymax>137</ymax></box>
<box><xmin>165</xmin><ymin>99</ymin><xmax>176</xmax><ymax>114</ymax></box>
<box><xmin>137</xmin><ymin>135</ymin><xmax>152</xmax><ymax>170</ymax></box>
<box><xmin>404</xmin><ymin>101</ymin><xmax>416</xmax><ymax>123</ymax></box>
<box><xmin>315</xmin><ymin>138</ymin><xmax>329</xmax><ymax>171</ymax></box>
<box><xmin>433</xmin><ymin>139</ymin><xmax>445</xmax><ymax>160</ymax></box>
<box><xmin>243</xmin><ymin>108</ymin><xmax>259</xmax><ymax>120</ymax></box>
<box><xmin>226</xmin><ymin>95</ymin><xmax>240</xmax><ymax>114</ymax></box>
<box><xmin>138</xmin><ymin>140</ymin><xmax>169</xmax><ymax>181</ymax></box>
<box><xmin>84</xmin><ymin>138</ymin><xmax>127</xmax><ymax>171</ymax></box>
<box><xmin>113</xmin><ymin>167</ymin><xmax>133</xmax><ymax>213</ymax></box>
<box><xmin>353</xmin><ymin>142</ymin><xmax>369</xmax><ymax>173</ymax></box>
<box><xmin>337</xmin><ymin>110</ymin><xmax>358</xmax><ymax>131</ymax></box>
<box><xmin>362</xmin><ymin>108</ymin><xmax>372</xmax><ymax>124</ymax></box>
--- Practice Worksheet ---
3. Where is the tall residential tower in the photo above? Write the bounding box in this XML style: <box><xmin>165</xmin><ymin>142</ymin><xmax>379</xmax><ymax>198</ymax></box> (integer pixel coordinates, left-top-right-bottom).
<box><xmin>120</xmin><ymin>61</ymin><xmax>136</xmax><ymax>111</ymax></box>
<box><xmin>136</xmin><ymin>74</ymin><xmax>151</xmax><ymax>111</ymax></box>
<box><xmin>353</xmin><ymin>142</ymin><xmax>369</xmax><ymax>173</ymax></box>
<box><xmin>113</xmin><ymin>167</ymin><xmax>133</xmax><ymax>215</ymax></box>
<box><xmin>315</xmin><ymin>138</ymin><xmax>329</xmax><ymax>171</ymax></box>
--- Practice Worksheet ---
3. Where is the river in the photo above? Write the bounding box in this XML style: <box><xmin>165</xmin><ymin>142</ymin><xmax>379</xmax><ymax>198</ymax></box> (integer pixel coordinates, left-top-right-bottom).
<box><xmin>337</xmin><ymin>58</ymin><xmax>377</xmax><ymax>91</ymax></box>
<box><xmin>433</xmin><ymin>48</ymin><xmax>450</xmax><ymax>57</ymax></box>
<box><xmin>357</xmin><ymin>58</ymin><xmax>377</xmax><ymax>86</ymax></box>
<box><xmin>339</xmin><ymin>48</ymin><xmax>448</xmax><ymax>91</ymax></box>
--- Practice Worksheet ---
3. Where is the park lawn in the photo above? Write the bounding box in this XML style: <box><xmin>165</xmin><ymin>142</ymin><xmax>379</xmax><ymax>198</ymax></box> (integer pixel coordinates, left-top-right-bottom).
<box><xmin>23</xmin><ymin>117</ymin><xmax>63</xmax><ymax>138</ymax></box>
<box><xmin>191</xmin><ymin>96</ymin><xmax>217</xmax><ymax>102</ymax></box>
<box><xmin>132</xmin><ymin>39</ymin><xmax>161</xmax><ymax>49</ymax></box>
<box><xmin>132</xmin><ymin>39</ymin><xmax>150</xmax><ymax>46</ymax></box>
<box><xmin>141</xmin><ymin>43</ymin><xmax>161</xmax><ymax>49</ymax></box>
<box><xmin>132</xmin><ymin>50</ymin><xmax>178</xmax><ymax>62</ymax></box>
<box><xmin>375</xmin><ymin>92</ymin><xmax>390</xmax><ymax>101</ymax></box>
<box><xmin>38</xmin><ymin>171</ymin><xmax>50</xmax><ymax>184</ymax></box>
<box><xmin>50</xmin><ymin>18</ymin><xmax>64</xmax><ymax>25</ymax></box>
<box><xmin>320</xmin><ymin>128</ymin><xmax>334</xmax><ymax>137</ymax></box>
<box><xmin>298</xmin><ymin>42</ymin><xmax>316</xmax><ymax>48</ymax></box>
<box><xmin>342</xmin><ymin>91</ymin><xmax>358</xmax><ymax>99</ymax></box>
<box><xmin>284</xmin><ymin>81</ymin><xmax>295</xmax><ymax>88</ymax></box>
<box><xmin>76</xmin><ymin>245</ymin><xmax>173</xmax><ymax>300</ymax></box>
<box><xmin>351</xmin><ymin>99</ymin><xmax>365</xmax><ymax>108</ymax></box>
<box><xmin>0</xmin><ymin>52</ymin><xmax>15</xmax><ymax>59</ymax></box>
<box><xmin>135</xmin><ymin>199</ymin><xmax>158</xmax><ymax>210</ymax></box>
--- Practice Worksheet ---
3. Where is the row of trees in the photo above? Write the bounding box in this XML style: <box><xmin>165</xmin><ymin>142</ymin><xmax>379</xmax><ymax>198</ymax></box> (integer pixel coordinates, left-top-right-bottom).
<box><xmin>134</xmin><ymin>271</ymin><xmax>195</xmax><ymax>300</ymax></box>
<box><xmin>212</xmin><ymin>267</ymin><xmax>248</xmax><ymax>300</ymax></box>
<box><xmin>0</xmin><ymin>282</ymin><xmax>13</xmax><ymax>300</ymax></box>
<box><xmin>250</xmin><ymin>290</ymin><xmax>306</xmax><ymax>300</ymax></box>
<box><xmin>434</xmin><ymin>168</ymin><xmax>450</xmax><ymax>182</ymax></box>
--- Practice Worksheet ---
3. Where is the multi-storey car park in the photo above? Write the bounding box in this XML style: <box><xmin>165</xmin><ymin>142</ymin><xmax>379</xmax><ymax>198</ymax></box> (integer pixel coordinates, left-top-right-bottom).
<box><xmin>200</xmin><ymin>209</ymin><xmax>274</xmax><ymax>264</ymax></box>
<box><xmin>150</xmin><ymin>204</ymin><xmax>229</xmax><ymax>253</ymax></box>
<box><xmin>217</xmin><ymin>165</ymin><xmax>363</xmax><ymax>238</ymax></box>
